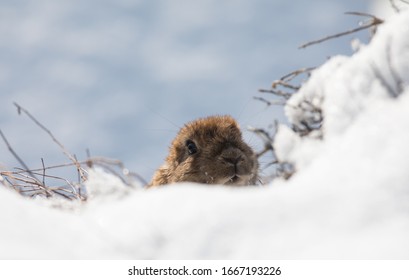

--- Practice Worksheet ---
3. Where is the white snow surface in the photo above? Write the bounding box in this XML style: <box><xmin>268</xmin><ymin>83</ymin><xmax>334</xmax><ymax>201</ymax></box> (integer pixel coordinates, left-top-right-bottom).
<box><xmin>1</xmin><ymin>10</ymin><xmax>409</xmax><ymax>259</ymax></box>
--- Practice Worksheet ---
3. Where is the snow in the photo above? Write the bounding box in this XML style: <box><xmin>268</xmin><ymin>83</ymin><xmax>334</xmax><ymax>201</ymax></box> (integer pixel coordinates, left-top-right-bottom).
<box><xmin>1</xmin><ymin>9</ymin><xmax>409</xmax><ymax>259</ymax></box>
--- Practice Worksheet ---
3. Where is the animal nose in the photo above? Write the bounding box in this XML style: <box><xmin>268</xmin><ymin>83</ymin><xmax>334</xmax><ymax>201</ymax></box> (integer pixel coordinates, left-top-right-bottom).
<box><xmin>222</xmin><ymin>155</ymin><xmax>242</xmax><ymax>166</ymax></box>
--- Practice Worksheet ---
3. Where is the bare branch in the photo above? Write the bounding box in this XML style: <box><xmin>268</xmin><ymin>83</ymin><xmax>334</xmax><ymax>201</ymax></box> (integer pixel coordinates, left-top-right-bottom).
<box><xmin>0</xmin><ymin>129</ymin><xmax>40</xmax><ymax>183</ymax></box>
<box><xmin>13</xmin><ymin>102</ymin><xmax>87</xmax><ymax>182</ymax></box>
<box><xmin>86</xmin><ymin>148</ymin><xmax>93</xmax><ymax>168</ymax></box>
<box><xmin>253</xmin><ymin>97</ymin><xmax>286</xmax><ymax>107</ymax></box>
<box><xmin>299</xmin><ymin>12</ymin><xmax>384</xmax><ymax>49</ymax></box>
<box><xmin>2</xmin><ymin>103</ymin><xmax>147</xmax><ymax>199</ymax></box>
<box><xmin>86</xmin><ymin>156</ymin><xmax>148</xmax><ymax>186</ymax></box>
<box><xmin>41</xmin><ymin>158</ymin><xmax>46</xmax><ymax>187</ymax></box>
<box><xmin>248</xmin><ymin>126</ymin><xmax>274</xmax><ymax>157</ymax></box>
<box><xmin>258</xmin><ymin>89</ymin><xmax>293</xmax><ymax>99</ymax></box>
<box><xmin>344</xmin><ymin>11</ymin><xmax>382</xmax><ymax>18</ymax></box>
<box><xmin>272</xmin><ymin>81</ymin><xmax>300</xmax><ymax>91</ymax></box>
<box><xmin>280</xmin><ymin>67</ymin><xmax>316</xmax><ymax>82</ymax></box>
<box><xmin>257</xmin><ymin>67</ymin><xmax>316</xmax><ymax>112</ymax></box>
<box><xmin>2</xmin><ymin>169</ymin><xmax>53</xmax><ymax>197</ymax></box>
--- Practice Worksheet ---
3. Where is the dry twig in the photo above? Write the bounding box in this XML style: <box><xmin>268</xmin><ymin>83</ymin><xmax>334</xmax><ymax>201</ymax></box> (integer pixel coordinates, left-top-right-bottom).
<box><xmin>256</xmin><ymin>67</ymin><xmax>315</xmax><ymax>110</ymax></box>
<box><xmin>1</xmin><ymin>155</ymin><xmax>146</xmax><ymax>200</ymax></box>
<box><xmin>258</xmin><ymin>89</ymin><xmax>292</xmax><ymax>99</ymax></box>
<box><xmin>248</xmin><ymin>126</ymin><xmax>275</xmax><ymax>158</ymax></box>
<box><xmin>13</xmin><ymin>102</ymin><xmax>87</xmax><ymax>182</ymax></box>
<box><xmin>1</xmin><ymin>104</ymin><xmax>147</xmax><ymax>200</ymax></box>
<box><xmin>248</xmin><ymin>123</ymin><xmax>295</xmax><ymax>180</ymax></box>
<box><xmin>253</xmin><ymin>97</ymin><xmax>286</xmax><ymax>107</ymax></box>
<box><xmin>0</xmin><ymin>129</ymin><xmax>38</xmax><ymax>181</ymax></box>
<box><xmin>299</xmin><ymin>12</ymin><xmax>384</xmax><ymax>49</ymax></box>
<box><xmin>279</xmin><ymin>67</ymin><xmax>316</xmax><ymax>82</ymax></box>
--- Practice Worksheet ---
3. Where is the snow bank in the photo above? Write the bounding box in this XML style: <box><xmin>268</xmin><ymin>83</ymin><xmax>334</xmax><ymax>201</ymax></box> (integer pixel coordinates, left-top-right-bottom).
<box><xmin>1</xmin><ymin>10</ymin><xmax>409</xmax><ymax>259</ymax></box>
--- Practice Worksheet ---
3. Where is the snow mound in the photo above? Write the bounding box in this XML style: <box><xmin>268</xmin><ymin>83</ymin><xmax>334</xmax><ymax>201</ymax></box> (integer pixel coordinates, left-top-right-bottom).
<box><xmin>1</xmin><ymin>10</ymin><xmax>409</xmax><ymax>259</ymax></box>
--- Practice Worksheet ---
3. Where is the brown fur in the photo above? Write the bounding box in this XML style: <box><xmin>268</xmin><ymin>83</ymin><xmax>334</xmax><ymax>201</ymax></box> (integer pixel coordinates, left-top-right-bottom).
<box><xmin>148</xmin><ymin>115</ymin><xmax>258</xmax><ymax>187</ymax></box>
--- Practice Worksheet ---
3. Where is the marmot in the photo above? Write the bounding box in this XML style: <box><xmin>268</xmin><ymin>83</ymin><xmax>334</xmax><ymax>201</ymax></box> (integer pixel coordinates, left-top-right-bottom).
<box><xmin>149</xmin><ymin>115</ymin><xmax>258</xmax><ymax>187</ymax></box>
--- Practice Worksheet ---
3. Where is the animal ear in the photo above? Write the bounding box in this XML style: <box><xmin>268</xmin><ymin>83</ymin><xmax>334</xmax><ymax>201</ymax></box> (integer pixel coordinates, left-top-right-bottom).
<box><xmin>229</xmin><ymin>122</ymin><xmax>239</xmax><ymax>129</ymax></box>
<box><xmin>228</xmin><ymin>122</ymin><xmax>241</xmax><ymax>135</ymax></box>
<box><xmin>224</xmin><ymin>116</ymin><xmax>239</xmax><ymax>130</ymax></box>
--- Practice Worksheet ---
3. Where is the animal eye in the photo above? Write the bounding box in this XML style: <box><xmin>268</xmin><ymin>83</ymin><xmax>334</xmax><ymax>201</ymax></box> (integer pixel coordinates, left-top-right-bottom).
<box><xmin>185</xmin><ymin>140</ymin><xmax>198</xmax><ymax>155</ymax></box>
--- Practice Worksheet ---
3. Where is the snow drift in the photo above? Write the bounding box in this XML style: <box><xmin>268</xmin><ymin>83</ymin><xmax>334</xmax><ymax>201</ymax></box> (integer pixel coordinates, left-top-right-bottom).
<box><xmin>1</xmin><ymin>9</ymin><xmax>409</xmax><ymax>259</ymax></box>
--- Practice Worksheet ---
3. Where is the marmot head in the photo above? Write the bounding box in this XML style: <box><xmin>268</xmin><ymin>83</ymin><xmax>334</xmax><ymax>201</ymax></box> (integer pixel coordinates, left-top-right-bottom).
<box><xmin>149</xmin><ymin>115</ymin><xmax>259</xmax><ymax>187</ymax></box>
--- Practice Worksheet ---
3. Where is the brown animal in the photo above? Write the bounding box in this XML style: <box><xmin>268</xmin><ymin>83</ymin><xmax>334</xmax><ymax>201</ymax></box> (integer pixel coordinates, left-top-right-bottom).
<box><xmin>149</xmin><ymin>115</ymin><xmax>259</xmax><ymax>187</ymax></box>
